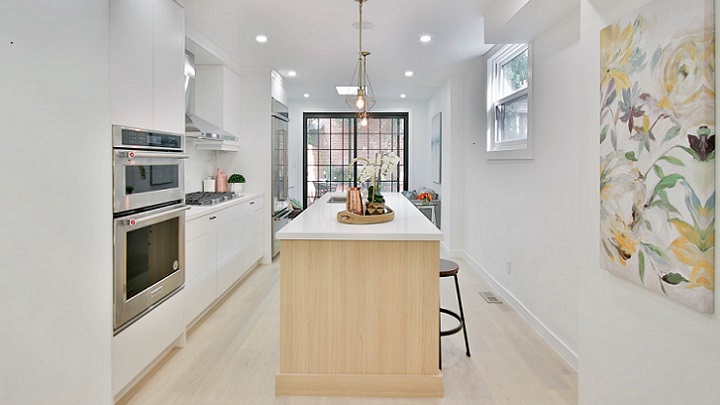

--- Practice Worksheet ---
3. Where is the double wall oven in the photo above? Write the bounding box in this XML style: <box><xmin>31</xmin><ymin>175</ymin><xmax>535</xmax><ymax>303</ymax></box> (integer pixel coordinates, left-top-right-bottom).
<box><xmin>112</xmin><ymin>125</ymin><xmax>188</xmax><ymax>333</ymax></box>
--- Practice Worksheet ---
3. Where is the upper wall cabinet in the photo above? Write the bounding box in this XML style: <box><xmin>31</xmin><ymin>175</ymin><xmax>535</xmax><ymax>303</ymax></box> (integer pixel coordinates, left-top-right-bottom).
<box><xmin>110</xmin><ymin>0</ymin><xmax>185</xmax><ymax>134</ymax></box>
<box><xmin>194</xmin><ymin>65</ymin><xmax>242</xmax><ymax>137</ymax></box>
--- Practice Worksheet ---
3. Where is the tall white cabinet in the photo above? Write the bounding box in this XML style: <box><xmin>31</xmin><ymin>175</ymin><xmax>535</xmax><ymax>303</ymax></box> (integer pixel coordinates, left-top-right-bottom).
<box><xmin>109</xmin><ymin>0</ymin><xmax>186</xmax><ymax>399</ymax></box>
<box><xmin>110</xmin><ymin>0</ymin><xmax>185</xmax><ymax>134</ymax></box>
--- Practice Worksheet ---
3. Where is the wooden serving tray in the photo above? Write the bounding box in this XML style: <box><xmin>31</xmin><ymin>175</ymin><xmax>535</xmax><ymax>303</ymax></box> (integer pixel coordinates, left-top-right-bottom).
<box><xmin>337</xmin><ymin>207</ymin><xmax>394</xmax><ymax>224</ymax></box>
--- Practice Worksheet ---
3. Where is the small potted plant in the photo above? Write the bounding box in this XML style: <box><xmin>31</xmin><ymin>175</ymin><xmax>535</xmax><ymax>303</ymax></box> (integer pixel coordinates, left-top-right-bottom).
<box><xmin>228</xmin><ymin>174</ymin><xmax>246</xmax><ymax>194</ymax></box>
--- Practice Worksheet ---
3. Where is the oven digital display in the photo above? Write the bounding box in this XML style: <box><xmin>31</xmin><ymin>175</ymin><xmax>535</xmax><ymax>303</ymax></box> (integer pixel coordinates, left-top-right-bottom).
<box><xmin>121</xmin><ymin>129</ymin><xmax>181</xmax><ymax>149</ymax></box>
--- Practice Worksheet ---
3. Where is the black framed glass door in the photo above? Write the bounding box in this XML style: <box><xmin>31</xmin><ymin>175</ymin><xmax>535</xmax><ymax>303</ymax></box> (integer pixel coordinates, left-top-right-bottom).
<box><xmin>303</xmin><ymin>113</ymin><xmax>408</xmax><ymax>207</ymax></box>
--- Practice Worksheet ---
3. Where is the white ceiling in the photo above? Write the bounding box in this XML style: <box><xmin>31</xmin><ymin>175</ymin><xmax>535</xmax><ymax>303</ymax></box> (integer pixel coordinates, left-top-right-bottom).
<box><xmin>185</xmin><ymin>0</ymin><xmax>497</xmax><ymax>102</ymax></box>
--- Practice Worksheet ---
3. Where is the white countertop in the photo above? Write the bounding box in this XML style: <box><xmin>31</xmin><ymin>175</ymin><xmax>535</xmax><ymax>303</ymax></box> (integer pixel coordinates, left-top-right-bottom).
<box><xmin>185</xmin><ymin>193</ymin><xmax>262</xmax><ymax>221</ymax></box>
<box><xmin>278</xmin><ymin>192</ymin><xmax>443</xmax><ymax>241</ymax></box>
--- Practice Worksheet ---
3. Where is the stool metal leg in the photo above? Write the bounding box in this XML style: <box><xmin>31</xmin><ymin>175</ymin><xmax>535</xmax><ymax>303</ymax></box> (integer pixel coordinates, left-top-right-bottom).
<box><xmin>453</xmin><ymin>274</ymin><xmax>471</xmax><ymax>357</ymax></box>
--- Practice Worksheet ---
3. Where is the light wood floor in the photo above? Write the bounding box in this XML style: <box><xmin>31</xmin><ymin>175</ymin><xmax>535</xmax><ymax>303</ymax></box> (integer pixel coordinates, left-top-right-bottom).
<box><xmin>118</xmin><ymin>258</ymin><xmax>577</xmax><ymax>405</ymax></box>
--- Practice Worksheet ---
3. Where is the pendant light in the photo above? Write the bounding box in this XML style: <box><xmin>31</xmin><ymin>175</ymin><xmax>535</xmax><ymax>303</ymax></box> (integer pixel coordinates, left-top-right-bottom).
<box><xmin>345</xmin><ymin>0</ymin><xmax>375</xmax><ymax>126</ymax></box>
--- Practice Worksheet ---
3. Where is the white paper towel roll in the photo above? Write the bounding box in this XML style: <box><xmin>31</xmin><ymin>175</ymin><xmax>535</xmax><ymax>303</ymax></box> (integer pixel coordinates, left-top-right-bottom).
<box><xmin>203</xmin><ymin>179</ymin><xmax>215</xmax><ymax>192</ymax></box>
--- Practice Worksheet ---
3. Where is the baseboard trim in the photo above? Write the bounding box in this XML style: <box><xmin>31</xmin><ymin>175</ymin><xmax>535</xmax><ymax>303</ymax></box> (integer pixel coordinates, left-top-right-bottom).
<box><xmin>462</xmin><ymin>252</ymin><xmax>579</xmax><ymax>372</ymax></box>
<box><xmin>276</xmin><ymin>373</ymin><xmax>444</xmax><ymax>397</ymax></box>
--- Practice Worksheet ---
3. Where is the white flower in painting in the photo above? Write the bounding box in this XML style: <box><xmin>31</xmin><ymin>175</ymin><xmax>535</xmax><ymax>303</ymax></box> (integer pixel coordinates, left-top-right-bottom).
<box><xmin>654</xmin><ymin>25</ymin><xmax>715</xmax><ymax>133</ymax></box>
<box><xmin>600</xmin><ymin>152</ymin><xmax>647</xmax><ymax>265</ymax></box>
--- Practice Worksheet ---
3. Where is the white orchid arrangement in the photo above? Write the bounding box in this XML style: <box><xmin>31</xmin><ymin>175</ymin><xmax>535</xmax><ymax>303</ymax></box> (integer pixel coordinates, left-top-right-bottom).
<box><xmin>349</xmin><ymin>151</ymin><xmax>400</xmax><ymax>204</ymax></box>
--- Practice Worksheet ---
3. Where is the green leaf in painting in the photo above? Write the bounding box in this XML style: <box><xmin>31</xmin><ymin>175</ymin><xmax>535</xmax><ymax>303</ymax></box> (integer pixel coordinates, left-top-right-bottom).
<box><xmin>600</xmin><ymin>125</ymin><xmax>609</xmax><ymax>144</ymax></box>
<box><xmin>653</xmin><ymin>164</ymin><xmax>665</xmax><ymax>179</ymax></box>
<box><xmin>641</xmin><ymin>243</ymin><xmax>671</xmax><ymax>268</ymax></box>
<box><xmin>638</xmin><ymin>250</ymin><xmax>645</xmax><ymax>282</ymax></box>
<box><xmin>658</xmin><ymin>155</ymin><xmax>684</xmax><ymax>166</ymax></box>
<box><xmin>678</xmin><ymin>145</ymin><xmax>700</xmax><ymax>161</ymax></box>
<box><xmin>652</xmin><ymin>174</ymin><xmax>684</xmax><ymax>196</ymax></box>
<box><xmin>661</xmin><ymin>272</ymin><xmax>689</xmax><ymax>285</ymax></box>
<box><xmin>663</xmin><ymin>125</ymin><xmax>681</xmax><ymax>143</ymax></box>
<box><xmin>625</xmin><ymin>151</ymin><xmax>638</xmax><ymax>162</ymax></box>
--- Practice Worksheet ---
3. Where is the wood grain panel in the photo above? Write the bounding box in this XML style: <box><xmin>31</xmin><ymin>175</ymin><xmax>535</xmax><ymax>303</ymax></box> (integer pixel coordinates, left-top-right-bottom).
<box><xmin>278</xmin><ymin>239</ymin><xmax>441</xmax><ymax>396</ymax></box>
<box><xmin>275</xmin><ymin>373</ymin><xmax>444</xmax><ymax>397</ymax></box>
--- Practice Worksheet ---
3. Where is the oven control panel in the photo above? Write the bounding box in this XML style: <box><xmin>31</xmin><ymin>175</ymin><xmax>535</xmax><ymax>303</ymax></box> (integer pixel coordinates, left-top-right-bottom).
<box><xmin>113</xmin><ymin>125</ymin><xmax>184</xmax><ymax>151</ymax></box>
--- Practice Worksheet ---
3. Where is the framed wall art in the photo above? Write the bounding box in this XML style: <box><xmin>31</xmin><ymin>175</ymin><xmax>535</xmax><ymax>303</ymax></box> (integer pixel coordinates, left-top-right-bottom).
<box><xmin>599</xmin><ymin>0</ymin><xmax>715</xmax><ymax>313</ymax></box>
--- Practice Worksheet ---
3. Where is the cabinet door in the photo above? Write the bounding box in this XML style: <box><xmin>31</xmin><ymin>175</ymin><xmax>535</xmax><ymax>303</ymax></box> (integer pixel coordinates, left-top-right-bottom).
<box><xmin>153</xmin><ymin>0</ymin><xmax>185</xmax><ymax>133</ymax></box>
<box><xmin>184</xmin><ymin>214</ymin><xmax>217</xmax><ymax>327</ymax></box>
<box><xmin>110</xmin><ymin>0</ymin><xmax>154</xmax><ymax>129</ymax></box>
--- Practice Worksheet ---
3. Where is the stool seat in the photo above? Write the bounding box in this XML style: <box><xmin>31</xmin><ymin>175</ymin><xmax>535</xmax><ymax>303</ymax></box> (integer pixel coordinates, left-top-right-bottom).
<box><xmin>439</xmin><ymin>259</ymin><xmax>459</xmax><ymax>277</ymax></box>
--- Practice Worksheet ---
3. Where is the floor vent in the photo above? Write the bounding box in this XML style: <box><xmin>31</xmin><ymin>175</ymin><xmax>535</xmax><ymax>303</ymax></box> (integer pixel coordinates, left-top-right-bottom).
<box><xmin>480</xmin><ymin>292</ymin><xmax>502</xmax><ymax>304</ymax></box>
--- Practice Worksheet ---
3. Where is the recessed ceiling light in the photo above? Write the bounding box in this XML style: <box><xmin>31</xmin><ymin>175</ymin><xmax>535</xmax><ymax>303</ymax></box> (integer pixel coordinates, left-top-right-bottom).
<box><xmin>304</xmin><ymin>93</ymin><xmax>310</xmax><ymax>98</ymax></box>
<box><xmin>288</xmin><ymin>71</ymin><xmax>297</xmax><ymax>77</ymax></box>
<box><xmin>400</xmin><ymin>94</ymin><xmax>407</xmax><ymax>98</ymax></box>
<box><xmin>419</xmin><ymin>35</ymin><xmax>432</xmax><ymax>42</ymax></box>
<box><xmin>255</xmin><ymin>35</ymin><xmax>268</xmax><ymax>43</ymax></box>
<box><xmin>404</xmin><ymin>71</ymin><xmax>414</xmax><ymax>77</ymax></box>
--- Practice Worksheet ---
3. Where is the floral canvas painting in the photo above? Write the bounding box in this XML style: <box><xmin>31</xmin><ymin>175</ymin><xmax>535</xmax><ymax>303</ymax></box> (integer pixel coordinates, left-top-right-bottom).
<box><xmin>600</xmin><ymin>0</ymin><xmax>715</xmax><ymax>313</ymax></box>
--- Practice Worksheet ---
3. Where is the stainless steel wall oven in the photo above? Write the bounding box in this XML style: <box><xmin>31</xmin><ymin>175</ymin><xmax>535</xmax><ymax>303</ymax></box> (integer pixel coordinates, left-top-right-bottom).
<box><xmin>112</xmin><ymin>125</ymin><xmax>188</xmax><ymax>333</ymax></box>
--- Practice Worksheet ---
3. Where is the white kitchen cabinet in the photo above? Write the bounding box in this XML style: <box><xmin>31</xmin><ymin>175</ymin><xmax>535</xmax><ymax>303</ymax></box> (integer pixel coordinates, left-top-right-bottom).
<box><xmin>195</xmin><ymin>65</ymin><xmax>243</xmax><ymax>137</ymax></box>
<box><xmin>216</xmin><ymin>196</ymin><xmax>264</xmax><ymax>293</ymax></box>
<box><xmin>184</xmin><ymin>195</ymin><xmax>264</xmax><ymax>327</ymax></box>
<box><xmin>184</xmin><ymin>210</ymin><xmax>217</xmax><ymax>325</ymax></box>
<box><xmin>110</xmin><ymin>0</ymin><xmax>184</xmax><ymax>133</ymax></box>
<box><xmin>112</xmin><ymin>289</ymin><xmax>185</xmax><ymax>399</ymax></box>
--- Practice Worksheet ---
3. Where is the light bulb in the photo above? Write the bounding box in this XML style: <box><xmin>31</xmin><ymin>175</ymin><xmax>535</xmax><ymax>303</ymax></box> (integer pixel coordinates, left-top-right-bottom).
<box><xmin>355</xmin><ymin>96</ymin><xmax>365</xmax><ymax>109</ymax></box>
<box><xmin>359</xmin><ymin>116</ymin><xmax>368</xmax><ymax>127</ymax></box>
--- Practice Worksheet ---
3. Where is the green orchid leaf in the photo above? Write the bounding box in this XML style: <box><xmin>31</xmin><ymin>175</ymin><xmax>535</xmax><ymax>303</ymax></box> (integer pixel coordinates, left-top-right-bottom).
<box><xmin>661</xmin><ymin>272</ymin><xmax>689</xmax><ymax>285</ymax></box>
<box><xmin>678</xmin><ymin>145</ymin><xmax>701</xmax><ymax>161</ymax></box>
<box><xmin>638</xmin><ymin>250</ymin><xmax>645</xmax><ymax>282</ymax></box>
<box><xmin>652</xmin><ymin>174</ymin><xmax>684</xmax><ymax>197</ymax></box>
<box><xmin>653</xmin><ymin>164</ymin><xmax>665</xmax><ymax>179</ymax></box>
<box><xmin>662</xmin><ymin>125</ymin><xmax>681</xmax><ymax>143</ymax></box>
<box><xmin>658</xmin><ymin>155</ymin><xmax>684</xmax><ymax>166</ymax></box>
<box><xmin>600</xmin><ymin>125</ymin><xmax>609</xmax><ymax>144</ymax></box>
<box><xmin>641</xmin><ymin>243</ymin><xmax>671</xmax><ymax>268</ymax></box>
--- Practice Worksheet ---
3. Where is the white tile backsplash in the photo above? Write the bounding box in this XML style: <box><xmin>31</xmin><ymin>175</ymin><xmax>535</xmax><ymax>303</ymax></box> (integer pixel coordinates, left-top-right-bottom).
<box><xmin>185</xmin><ymin>140</ymin><xmax>218</xmax><ymax>193</ymax></box>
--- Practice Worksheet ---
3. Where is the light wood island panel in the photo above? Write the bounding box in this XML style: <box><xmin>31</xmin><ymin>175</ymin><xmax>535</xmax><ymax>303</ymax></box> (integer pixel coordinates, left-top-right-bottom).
<box><xmin>277</xmin><ymin>239</ymin><xmax>442</xmax><ymax>397</ymax></box>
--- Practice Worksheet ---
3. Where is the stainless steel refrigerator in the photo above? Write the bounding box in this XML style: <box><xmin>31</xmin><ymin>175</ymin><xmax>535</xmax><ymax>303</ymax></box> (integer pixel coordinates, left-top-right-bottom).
<box><xmin>271</xmin><ymin>98</ymin><xmax>290</xmax><ymax>257</ymax></box>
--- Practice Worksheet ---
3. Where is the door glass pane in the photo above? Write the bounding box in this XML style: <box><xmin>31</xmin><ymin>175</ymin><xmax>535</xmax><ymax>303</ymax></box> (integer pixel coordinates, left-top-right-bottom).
<box><xmin>304</xmin><ymin>114</ymin><xmax>407</xmax><ymax>206</ymax></box>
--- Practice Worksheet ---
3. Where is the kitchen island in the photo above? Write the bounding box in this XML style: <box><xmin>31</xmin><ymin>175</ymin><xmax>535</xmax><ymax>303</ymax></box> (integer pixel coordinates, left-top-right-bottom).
<box><xmin>276</xmin><ymin>192</ymin><xmax>444</xmax><ymax>397</ymax></box>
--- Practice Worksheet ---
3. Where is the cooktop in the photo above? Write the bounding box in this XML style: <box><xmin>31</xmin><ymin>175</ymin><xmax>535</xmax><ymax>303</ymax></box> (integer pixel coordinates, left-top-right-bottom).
<box><xmin>185</xmin><ymin>192</ymin><xmax>237</xmax><ymax>206</ymax></box>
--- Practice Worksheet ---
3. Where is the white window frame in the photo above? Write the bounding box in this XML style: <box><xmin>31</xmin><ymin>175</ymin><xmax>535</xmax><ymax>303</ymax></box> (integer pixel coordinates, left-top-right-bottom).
<box><xmin>486</xmin><ymin>43</ymin><xmax>533</xmax><ymax>160</ymax></box>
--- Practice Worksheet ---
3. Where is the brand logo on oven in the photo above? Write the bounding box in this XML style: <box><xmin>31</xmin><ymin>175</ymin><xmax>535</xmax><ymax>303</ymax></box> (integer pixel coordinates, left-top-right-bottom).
<box><xmin>129</xmin><ymin>219</ymin><xmax>137</xmax><ymax>226</ymax></box>
<box><xmin>128</xmin><ymin>151</ymin><xmax>135</xmax><ymax>158</ymax></box>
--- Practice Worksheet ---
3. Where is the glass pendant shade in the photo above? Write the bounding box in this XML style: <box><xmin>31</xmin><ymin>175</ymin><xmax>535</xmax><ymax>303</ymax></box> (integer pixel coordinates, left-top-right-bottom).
<box><xmin>345</xmin><ymin>0</ymin><xmax>375</xmax><ymax>119</ymax></box>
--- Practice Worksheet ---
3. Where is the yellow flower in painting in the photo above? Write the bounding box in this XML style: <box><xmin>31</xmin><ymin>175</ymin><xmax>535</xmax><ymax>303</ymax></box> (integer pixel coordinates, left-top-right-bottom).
<box><xmin>600</xmin><ymin>152</ymin><xmax>646</xmax><ymax>265</ymax></box>
<box><xmin>655</xmin><ymin>26</ymin><xmax>715</xmax><ymax>133</ymax></box>
<box><xmin>600</xmin><ymin>18</ymin><xmax>646</xmax><ymax>94</ymax></box>
<box><xmin>669</xmin><ymin>219</ymin><xmax>714</xmax><ymax>290</ymax></box>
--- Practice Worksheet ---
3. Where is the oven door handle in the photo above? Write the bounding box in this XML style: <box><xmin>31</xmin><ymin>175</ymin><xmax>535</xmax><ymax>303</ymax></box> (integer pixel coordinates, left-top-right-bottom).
<box><xmin>121</xmin><ymin>206</ymin><xmax>190</xmax><ymax>226</ymax></box>
<box><xmin>117</xmin><ymin>151</ymin><xmax>190</xmax><ymax>160</ymax></box>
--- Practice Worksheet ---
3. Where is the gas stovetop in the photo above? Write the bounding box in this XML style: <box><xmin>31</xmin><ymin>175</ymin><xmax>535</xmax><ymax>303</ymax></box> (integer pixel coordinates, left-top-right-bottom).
<box><xmin>185</xmin><ymin>192</ymin><xmax>237</xmax><ymax>206</ymax></box>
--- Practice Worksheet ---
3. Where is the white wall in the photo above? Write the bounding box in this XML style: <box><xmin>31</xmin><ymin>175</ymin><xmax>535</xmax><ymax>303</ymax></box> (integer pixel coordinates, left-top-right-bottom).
<box><xmin>456</xmin><ymin>9</ymin><xmax>582</xmax><ymax>369</ymax></box>
<box><xmin>0</xmin><ymin>1</ymin><xmax>113</xmax><ymax>404</ymax></box>
<box><xmin>577</xmin><ymin>0</ymin><xmax>720</xmax><ymax>403</ymax></box>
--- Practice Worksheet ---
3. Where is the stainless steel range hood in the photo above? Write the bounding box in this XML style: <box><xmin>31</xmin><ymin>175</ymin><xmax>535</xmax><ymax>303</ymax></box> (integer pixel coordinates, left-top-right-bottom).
<box><xmin>184</xmin><ymin>51</ymin><xmax>237</xmax><ymax>141</ymax></box>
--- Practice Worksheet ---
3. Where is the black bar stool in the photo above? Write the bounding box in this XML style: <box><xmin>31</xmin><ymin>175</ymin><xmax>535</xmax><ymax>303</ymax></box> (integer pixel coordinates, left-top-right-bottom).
<box><xmin>439</xmin><ymin>258</ymin><xmax>471</xmax><ymax>369</ymax></box>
